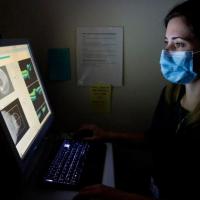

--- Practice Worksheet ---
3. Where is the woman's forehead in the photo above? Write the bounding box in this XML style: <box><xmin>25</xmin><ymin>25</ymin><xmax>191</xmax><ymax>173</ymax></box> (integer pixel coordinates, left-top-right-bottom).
<box><xmin>165</xmin><ymin>16</ymin><xmax>194</xmax><ymax>40</ymax></box>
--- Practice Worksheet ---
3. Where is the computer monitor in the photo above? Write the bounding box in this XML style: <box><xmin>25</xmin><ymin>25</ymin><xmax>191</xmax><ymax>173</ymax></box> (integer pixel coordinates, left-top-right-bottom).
<box><xmin>0</xmin><ymin>39</ymin><xmax>53</xmax><ymax>178</ymax></box>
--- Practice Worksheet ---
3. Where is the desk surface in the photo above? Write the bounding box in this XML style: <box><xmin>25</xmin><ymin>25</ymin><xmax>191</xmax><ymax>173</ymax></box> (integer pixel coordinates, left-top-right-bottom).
<box><xmin>20</xmin><ymin>143</ymin><xmax>115</xmax><ymax>200</ymax></box>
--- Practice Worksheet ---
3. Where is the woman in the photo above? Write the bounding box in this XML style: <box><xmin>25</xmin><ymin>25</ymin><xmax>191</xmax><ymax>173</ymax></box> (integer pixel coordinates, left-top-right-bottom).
<box><xmin>74</xmin><ymin>1</ymin><xmax>200</xmax><ymax>199</ymax></box>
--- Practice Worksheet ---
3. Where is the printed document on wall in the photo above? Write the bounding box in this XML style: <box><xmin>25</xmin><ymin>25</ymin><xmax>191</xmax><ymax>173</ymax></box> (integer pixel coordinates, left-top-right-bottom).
<box><xmin>77</xmin><ymin>27</ymin><xmax>123</xmax><ymax>86</ymax></box>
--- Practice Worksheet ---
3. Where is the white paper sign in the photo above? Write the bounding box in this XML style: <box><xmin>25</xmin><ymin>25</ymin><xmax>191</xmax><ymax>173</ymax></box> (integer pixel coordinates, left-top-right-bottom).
<box><xmin>76</xmin><ymin>27</ymin><xmax>123</xmax><ymax>86</ymax></box>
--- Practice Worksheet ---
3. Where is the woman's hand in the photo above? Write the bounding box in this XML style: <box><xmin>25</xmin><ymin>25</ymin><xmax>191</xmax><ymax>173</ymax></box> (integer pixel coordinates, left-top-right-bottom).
<box><xmin>73</xmin><ymin>184</ymin><xmax>153</xmax><ymax>200</ymax></box>
<box><xmin>78</xmin><ymin>124</ymin><xmax>110</xmax><ymax>141</ymax></box>
<box><xmin>73</xmin><ymin>184</ymin><xmax>117</xmax><ymax>200</ymax></box>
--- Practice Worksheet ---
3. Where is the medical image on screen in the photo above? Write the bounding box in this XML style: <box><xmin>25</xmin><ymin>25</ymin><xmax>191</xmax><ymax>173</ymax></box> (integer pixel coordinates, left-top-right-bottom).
<box><xmin>28</xmin><ymin>82</ymin><xmax>49</xmax><ymax>122</ymax></box>
<box><xmin>18</xmin><ymin>58</ymin><xmax>49</xmax><ymax>123</ymax></box>
<box><xmin>0</xmin><ymin>66</ymin><xmax>14</xmax><ymax>99</ymax></box>
<box><xmin>18</xmin><ymin>58</ymin><xmax>37</xmax><ymax>86</ymax></box>
<box><xmin>37</xmin><ymin>103</ymin><xmax>49</xmax><ymax>123</ymax></box>
<box><xmin>1</xmin><ymin>99</ymin><xmax>29</xmax><ymax>145</ymax></box>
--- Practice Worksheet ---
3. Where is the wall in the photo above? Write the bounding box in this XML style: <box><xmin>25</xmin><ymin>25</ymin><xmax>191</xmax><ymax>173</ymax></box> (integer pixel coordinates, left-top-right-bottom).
<box><xmin>0</xmin><ymin>0</ymin><xmax>184</xmax><ymax>132</ymax></box>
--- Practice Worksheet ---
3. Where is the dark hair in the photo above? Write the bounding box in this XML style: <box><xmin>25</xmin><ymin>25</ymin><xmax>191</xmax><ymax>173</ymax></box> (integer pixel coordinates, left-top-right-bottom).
<box><xmin>164</xmin><ymin>1</ymin><xmax>200</xmax><ymax>127</ymax></box>
<box><xmin>164</xmin><ymin>0</ymin><xmax>200</xmax><ymax>39</ymax></box>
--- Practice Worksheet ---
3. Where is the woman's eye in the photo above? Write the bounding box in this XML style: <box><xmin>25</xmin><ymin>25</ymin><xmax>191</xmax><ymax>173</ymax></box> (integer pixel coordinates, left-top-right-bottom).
<box><xmin>175</xmin><ymin>42</ymin><xmax>185</xmax><ymax>48</ymax></box>
<box><xmin>164</xmin><ymin>41</ymin><xmax>168</xmax><ymax>48</ymax></box>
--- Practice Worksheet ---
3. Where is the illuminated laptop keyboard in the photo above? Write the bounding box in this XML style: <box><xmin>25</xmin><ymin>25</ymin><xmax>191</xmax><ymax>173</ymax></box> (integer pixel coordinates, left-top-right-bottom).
<box><xmin>43</xmin><ymin>140</ymin><xmax>90</xmax><ymax>186</ymax></box>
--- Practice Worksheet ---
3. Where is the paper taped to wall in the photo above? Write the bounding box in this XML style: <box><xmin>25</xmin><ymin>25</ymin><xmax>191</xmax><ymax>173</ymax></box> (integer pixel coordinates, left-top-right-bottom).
<box><xmin>77</xmin><ymin>27</ymin><xmax>123</xmax><ymax>86</ymax></box>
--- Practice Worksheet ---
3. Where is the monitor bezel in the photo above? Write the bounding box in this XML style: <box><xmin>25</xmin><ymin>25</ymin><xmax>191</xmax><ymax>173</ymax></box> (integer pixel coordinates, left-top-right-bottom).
<box><xmin>0</xmin><ymin>39</ymin><xmax>54</xmax><ymax>178</ymax></box>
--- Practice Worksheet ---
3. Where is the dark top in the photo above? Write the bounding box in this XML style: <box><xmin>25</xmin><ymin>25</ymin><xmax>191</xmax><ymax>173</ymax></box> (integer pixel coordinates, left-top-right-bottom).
<box><xmin>148</xmin><ymin>86</ymin><xmax>200</xmax><ymax>199</ymax></box>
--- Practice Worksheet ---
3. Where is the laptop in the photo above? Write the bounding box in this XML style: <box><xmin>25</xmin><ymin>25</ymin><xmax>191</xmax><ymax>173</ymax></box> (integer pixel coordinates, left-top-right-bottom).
<box><xmin>40</xmin><ymin>136</ymin><xmax>107</xmax><ymax>190</ymax></box>
<box><xmin>0</xmin><ymin>39</ymin><xmax>106</xmax><ymax>191</ymax></box>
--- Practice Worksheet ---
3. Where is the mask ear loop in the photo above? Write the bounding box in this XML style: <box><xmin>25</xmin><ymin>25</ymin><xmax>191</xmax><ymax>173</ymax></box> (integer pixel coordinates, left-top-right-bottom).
<box><xmin>192</xmin><ymin>51</ymin><xmax>200</xmax><ymax>78</ymax></box>
<box><xmin>193</xmin><ymin>51</ymin><xmax>200</xmax><ymax>55</ymax></box>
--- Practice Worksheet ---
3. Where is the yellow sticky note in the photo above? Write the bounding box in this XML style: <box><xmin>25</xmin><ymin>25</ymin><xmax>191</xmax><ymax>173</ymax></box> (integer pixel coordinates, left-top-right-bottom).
<box><xmin>90</xmin><ymin>83</ymin><xmax>112</xmax><ymax>113</ymax></box>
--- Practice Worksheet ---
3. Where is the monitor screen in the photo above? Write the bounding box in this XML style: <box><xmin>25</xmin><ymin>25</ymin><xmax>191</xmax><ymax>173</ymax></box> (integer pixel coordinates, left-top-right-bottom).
<box><xmin>0</xmin><ymin>39</ymin><xmax>53</xmax><ymax>175</ymax></box>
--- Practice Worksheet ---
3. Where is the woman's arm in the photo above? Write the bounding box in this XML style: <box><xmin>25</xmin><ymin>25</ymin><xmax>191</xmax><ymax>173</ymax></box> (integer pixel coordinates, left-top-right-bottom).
<box><xmin>78</xmin><ymin>124</ymin><xmax>145</xmax><ymax>142</ymax></box>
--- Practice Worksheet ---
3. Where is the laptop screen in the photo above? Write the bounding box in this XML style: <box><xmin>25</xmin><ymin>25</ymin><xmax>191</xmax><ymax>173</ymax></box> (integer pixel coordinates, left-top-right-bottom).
<box><xmin>0</xmin><ymin>39</ymin><xmax>53</xmax><ymax>174</ymax></box>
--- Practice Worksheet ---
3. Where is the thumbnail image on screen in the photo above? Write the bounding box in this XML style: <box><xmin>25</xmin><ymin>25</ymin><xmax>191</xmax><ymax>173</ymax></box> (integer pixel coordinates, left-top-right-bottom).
<box><xmin>1</xmin><ymin>99</ymin><xmax>29</xmax><ymax>145</ymax></box>
<box><xmin>0</xmin><ymin>66</ymin><xmax>14</xmax><ymax>99</ymax></box>
<box><xmin>18</xmin><ymin>58</ymin><xmax>49</xmax><ymax>123</ymax></box>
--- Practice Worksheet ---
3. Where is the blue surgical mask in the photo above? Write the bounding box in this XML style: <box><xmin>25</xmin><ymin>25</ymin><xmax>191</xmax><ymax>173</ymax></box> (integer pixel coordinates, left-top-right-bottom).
<box><xmin>160</xmin><ymin>50</ymin><xmax>199</xmax><ymax>84</ymax></box>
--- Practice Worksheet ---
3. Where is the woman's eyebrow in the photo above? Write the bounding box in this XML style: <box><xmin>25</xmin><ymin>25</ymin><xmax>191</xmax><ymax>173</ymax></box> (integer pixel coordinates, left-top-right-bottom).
<box><xmin>172</xmin><ymin>36</ymin><xmax>187</xmax><ymax>40</ymax></box>
<box><xmin>165</xmin><ymin>36</ymin><xmax>191</xmax><ymax>41</ymax></box>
